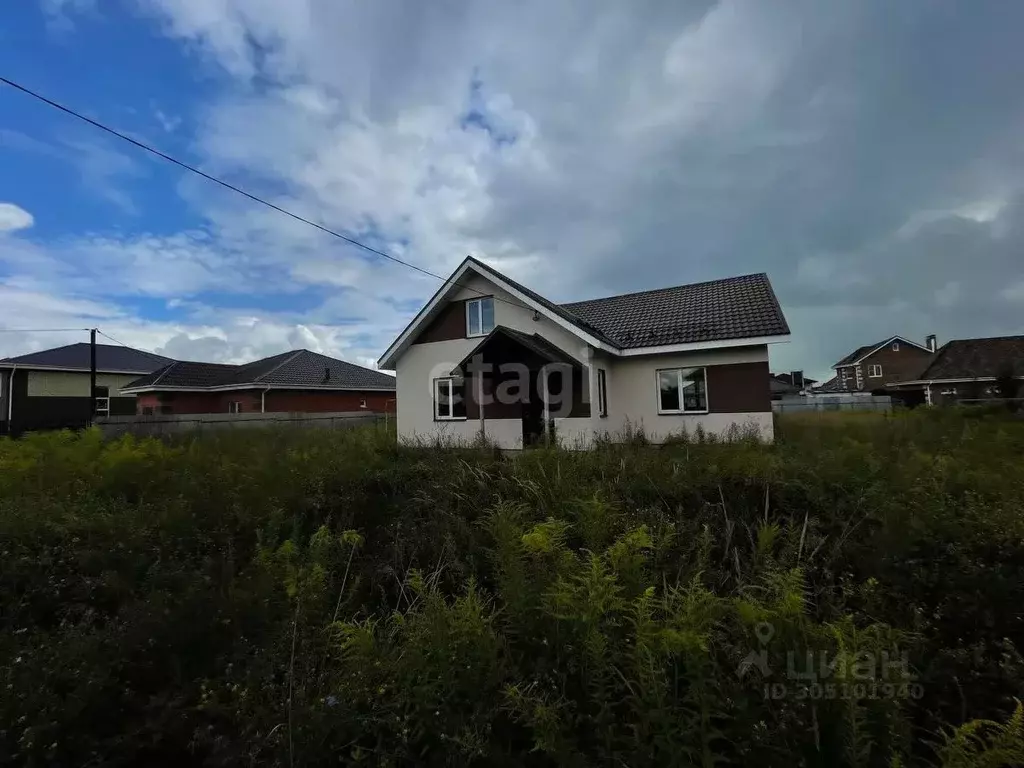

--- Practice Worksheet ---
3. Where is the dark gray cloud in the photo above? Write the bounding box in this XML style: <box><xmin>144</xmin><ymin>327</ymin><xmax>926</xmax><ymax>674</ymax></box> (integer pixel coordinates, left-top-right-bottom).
<box><xmin>13</xmin><ymin>0</ymin><xmax>1024</xmax><ymax>377</ymax></box>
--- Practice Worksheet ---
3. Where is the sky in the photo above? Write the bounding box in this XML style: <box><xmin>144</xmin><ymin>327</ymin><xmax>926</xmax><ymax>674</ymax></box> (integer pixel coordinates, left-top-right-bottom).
<box><xmin>1</xmin><ymin>0</ymin><xmax>1023</xmax><ymax>380</ymax></box>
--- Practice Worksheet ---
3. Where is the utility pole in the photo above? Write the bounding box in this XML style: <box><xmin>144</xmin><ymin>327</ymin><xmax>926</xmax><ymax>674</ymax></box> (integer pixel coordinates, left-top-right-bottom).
<box><xmin>90</xmin><ymin>328</ymin><xmax>97</xmax><ymax>422</ymax></box>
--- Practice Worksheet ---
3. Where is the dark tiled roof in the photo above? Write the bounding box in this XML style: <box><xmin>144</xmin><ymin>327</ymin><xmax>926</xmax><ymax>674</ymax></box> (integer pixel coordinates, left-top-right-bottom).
<box><xmin>128</xmin><ymin>361</ymin><xmax>240</xmax><ymax>389</ymax></box>
<box><xmin>125</xmin><ymin>349</ymin><xmax>395</xmax><ymax>390</ymax></box>
<box><xmin>915</xmin><ymin>336</ymin><xmax>1024</xmax><ymax>381</ymax></box>
<box><xmin>252</xmin><ymin>350</ymin><xmax>396</xmax><ymax>388</ymax></box>
<box><xmin>559</xmin><ymin>273</ymin><xmax>789</xmax><ymax>349</ymax></box>
<box><xmin>834</xmin><ymin>340</ymin><xmax>886</xmax><ymax>368</ymax></box>
<box><xmin>0</xmin><ymin>342</ymin><xmax>173</xmax><ymax>373</ymax></box>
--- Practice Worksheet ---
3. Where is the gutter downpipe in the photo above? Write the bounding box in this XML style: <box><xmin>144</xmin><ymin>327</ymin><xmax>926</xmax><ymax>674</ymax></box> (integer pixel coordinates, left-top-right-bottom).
<box><xmin>262</xmin><ymin>386</ymin><xmax>270</xmax><ymax>414</ymax></box>
<box><xmin>6</xmin><ymin>365</ymin><xmax>16</xmax><ymax>433</ymax></box>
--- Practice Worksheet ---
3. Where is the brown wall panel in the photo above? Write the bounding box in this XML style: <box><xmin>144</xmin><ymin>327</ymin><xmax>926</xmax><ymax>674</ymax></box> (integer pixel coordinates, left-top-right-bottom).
<box><xmin>414</xmin><ymin>301</ymin><xmax>468</xmax><ymax>344</ymax></box>
<box><xmin>707</xmin><ymin>361</ymin><xmax>771</xmax><ymax>413</ymax></box>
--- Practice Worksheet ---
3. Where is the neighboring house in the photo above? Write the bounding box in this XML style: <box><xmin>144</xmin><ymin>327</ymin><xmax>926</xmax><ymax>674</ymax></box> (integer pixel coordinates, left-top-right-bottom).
<box><xmin>770</xmin><ymin>371</ymin><xmax>817</xmax><ymax>399</ymax></box>
<box><xmin>121</xmin><ymin>349</ymin><xmax>396</xmax><ymax>415</ymax></box>
<box><xmin>0</xmin><ymin>343</ymin><xmax>173</xmax><ymax>436</ymax></box>
<box><xmin>377</xmin><ymin>256</ymin><xmax>790</xmax><ymax>449</ymax></box>
<box><xmin>823</xmin><ymin>335</ymin><xmax>937</xmax><ymax>393</ymax></box>
<box><xmin>887</xmin><ymin>335</ymin><xmax>1024</xmax><ymax>406</ymax></box>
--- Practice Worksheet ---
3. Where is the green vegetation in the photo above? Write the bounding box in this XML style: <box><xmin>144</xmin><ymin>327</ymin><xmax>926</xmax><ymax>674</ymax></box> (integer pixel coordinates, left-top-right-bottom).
<box><xmin>2</xmin><ymin>411</ymin><xmax>1024</xmax><ymax>766</ymax></box>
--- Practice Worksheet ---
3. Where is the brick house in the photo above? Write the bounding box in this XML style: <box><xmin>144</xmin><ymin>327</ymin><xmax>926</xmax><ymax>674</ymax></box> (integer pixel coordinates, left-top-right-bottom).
<box><xmin>816</xmin><ymin>335</ymin><xmax>937</xmax><ymax>393</ymax></box>
<box><xmin>887</xmin><ymin>335</ymin><xmax>1024</xmax><ymax>406</ymax></box>
<box><xmin>121</xmin><ymin>349</ymin><xmax>395</xmax><ymax>415</ymax></box>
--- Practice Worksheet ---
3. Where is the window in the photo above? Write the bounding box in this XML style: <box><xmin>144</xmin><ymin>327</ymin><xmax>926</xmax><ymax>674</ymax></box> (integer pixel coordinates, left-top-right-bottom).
<box><xmin>892</xmin><ymin>342</ymin><xmax>899</xmax><ymax>351</ymax></box>
<box><xmin>597</xmin><ymin>369</ymin><xmax>608</xmax><ymax>417</ymax></box>
<box><xmin>840</xmin><ymin>368</ymin><xmax>849</xmax><ymax>381</ymax></box>
<box><xmin>228</xmin><ymin>401</ymin><xmax>243</xmax><ymax>414</ymax></box>
<box><xmin>657</xmin><ymin>368</ymin><xmax>708</xmax><ymax>414</ymax></box>
<box><xmin>434</xmin><ymin>378</ymin><xmax>466</xmax><ymax>420</ymax></box>
<box><xmin>360</xmin><ymin>399</ymin><xmax>367</xmax><ymax>409</ymax></box>
<box><xmin>466</xmin><ymin>297</ymin><xmax>495</xmax><ymax>337</ymax></box>
<box><xmin>94</xmin><ymin>385</ymin><xmax>109</xmax><ymax>415</ymax></box>
<box><xmin>141</xmin><ymin>406</ymin><xmax>154</xmax><ymax>416</ymax></box>
<box><xmin>869</xmin><ymin>364</ymin><xmax>883</xmax><ymax>378</ymax></box>
<box><xmin>158</xmin><ymin>405</ymin><xmax>173</xmax><ymax>415</ymax></box>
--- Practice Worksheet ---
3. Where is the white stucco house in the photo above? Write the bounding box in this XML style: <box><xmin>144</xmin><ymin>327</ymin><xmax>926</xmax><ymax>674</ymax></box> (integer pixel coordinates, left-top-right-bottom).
<box><xmin>377</xmin><ymin>257</ymin><xmax>790</xmax><ymax>449</ymax></box>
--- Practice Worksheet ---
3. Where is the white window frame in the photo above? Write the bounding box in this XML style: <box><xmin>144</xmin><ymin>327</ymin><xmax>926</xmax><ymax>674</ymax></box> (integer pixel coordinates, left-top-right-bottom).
<box><xmin>892</xmin><ymin>342</ymin><xmax>899</xmax><ymax>351</ymax></box>
<box><xmin>228</xmin><ymin>401</ymin><xmax>242</xmax><ymax>414</ymax></box>
<box><xmin>868</xmin><ymin>364</ymin><xmax>883</xmax><ymax>378</ymax></box>
<box><xmin>434</xmin><ymin>377</ymin><xmax>467</xmax><ymax>421</ymax></box>
<box><xmin>655</xmin><ymin>367</ymin><xmax>709</xmax><ymax>415</ymax></box>
<box><xmin>465</xmin><ymin>297</ymin><xmax>495</xmax><ymax>338</ymax></box>
<box><xmin>359</xmin><ymin>399</ymin><xmax>367</xmax><ymax>409</ymax></box>
<box><xmin>597</xmin><ymin>368</ymin><xmax>608</xmax><ymax>417</ymax></box>
<box><xmin>94</xmin><ymin>385</ymin><xmax>109</xmax><ymax>415</ymax></box>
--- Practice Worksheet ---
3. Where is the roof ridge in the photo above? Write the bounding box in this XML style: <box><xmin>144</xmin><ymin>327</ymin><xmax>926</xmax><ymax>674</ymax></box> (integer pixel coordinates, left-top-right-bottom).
<box><xmin>151</xmin><ymin>361</ymin><xmax>179</xmax><ymax>386</ymax></box>
<box><xmin>252</xmin><ymin>349</ymin><xmax>306</xmax><ymax>383</ymax></box>
<box><xmin>560</xmin><ymin>272</ymin><xmax>769</xmax><ymax>307</ymax></box>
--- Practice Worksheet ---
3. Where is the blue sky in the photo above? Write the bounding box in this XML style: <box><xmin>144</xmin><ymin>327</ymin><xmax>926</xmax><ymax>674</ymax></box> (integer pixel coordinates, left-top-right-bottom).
<box><xmin>2</xmin><ymin>1</ymin><xmax>1024</xmax><ymax>378</ymax></box>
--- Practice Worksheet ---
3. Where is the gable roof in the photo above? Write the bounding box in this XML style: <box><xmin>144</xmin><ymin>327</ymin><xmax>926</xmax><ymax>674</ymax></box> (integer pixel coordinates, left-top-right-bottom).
<box><xmin>124</xmin><ymin>349</ymin><xmax>395</xmax><ymax>392</ymax></box>
<box><xmin>905</xmin><ymin>336</ymin><xmax>1024</xmax><ymax>382</ymax></box>
<box><xmin>451</xmin><ymin>325</ymin><xmax>584</xmax><ymax>374</ymax></box>
<box><xmin>0</xmin><ymin>342</ymin><xmax>173</xmax><ymax>373</ymax></box>
<box><xmin>833</xmin><ymin>335</ymin><xmax>931</xmax><ymax>368</ymax></box>
<box><xmin>378</xmin><ymin>256</ymin><xmax>790</xmax><ymax>368</ymax></box>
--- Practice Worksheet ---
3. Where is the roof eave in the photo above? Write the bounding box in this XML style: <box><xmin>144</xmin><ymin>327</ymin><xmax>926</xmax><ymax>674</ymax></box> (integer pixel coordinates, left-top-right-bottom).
<box><xmin>121</xmin><ymin>383</ymin><xmax>396</xmax><ymax>394</ymax></box>
<box><xmin>617</xmin><ymin>333</ymin><xmax>790</xmax><ymax>357</ymax></box>
<box><xmin>0</xmin><ymin>363</ymin><xmax>162</xmax><ymax>375</ymax></box>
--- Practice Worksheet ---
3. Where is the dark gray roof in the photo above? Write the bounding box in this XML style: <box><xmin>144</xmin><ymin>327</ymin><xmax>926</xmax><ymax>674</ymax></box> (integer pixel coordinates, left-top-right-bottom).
<box><xmin>559</xmin><ymin>273</ymin><xmax>789</xmax><ymax>349</ymax></box>
<box><xmin>0</xmin><ymin>342</ymin><xmax>173</xmax><ymax>373</ymax></box>
<box><xmin>914</xmin><ymin>336</ymin><xmax>1024</xmax><ymax>381</ymax></box>
<box><xmin>834</xmin><ymin>341</ymin><xmax>884</xmax><ymax>367</ymax></box>
<box><xmin>125</xmin><ymin>349</ymin><xmax>395</xmax><ymax>390</ymax></box>
<box><xmin>128</xmin><ymin>361</ymin><xmax>240</xmax><ymax>388</ymax></box>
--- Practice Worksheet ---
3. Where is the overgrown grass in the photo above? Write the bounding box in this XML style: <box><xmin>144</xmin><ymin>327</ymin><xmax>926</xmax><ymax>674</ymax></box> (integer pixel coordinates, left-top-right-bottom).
<box><xmin>2</xmin><ymin>413</ymin><xmax>1024</xmax><ymax>766</ymax></box>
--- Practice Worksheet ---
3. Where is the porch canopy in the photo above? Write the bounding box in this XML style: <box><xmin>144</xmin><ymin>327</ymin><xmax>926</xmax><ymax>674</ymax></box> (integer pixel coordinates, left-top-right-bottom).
<box><xmin>450</xmin><ymin>326</ymin><xmax>584</xmax><ymax>375</ymax></box>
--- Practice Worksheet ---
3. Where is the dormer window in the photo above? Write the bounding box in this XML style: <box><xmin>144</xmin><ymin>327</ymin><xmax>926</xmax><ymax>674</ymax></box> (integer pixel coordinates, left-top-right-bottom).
<box><xmin>466</xmin><ymin>297</ymin><xmax>495</xmax><ymax>337</ymax></box>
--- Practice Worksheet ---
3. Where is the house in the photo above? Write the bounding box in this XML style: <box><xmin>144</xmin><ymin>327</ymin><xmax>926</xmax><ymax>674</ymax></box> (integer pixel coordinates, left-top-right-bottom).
<box><xmin>887</xmin><ymin>335</ymin><xmax>1024</xmax><ymax>406</ymax></box>
<box><xmin>377</xmin><ymin>256</ymin><xmax>790</xmax><ymax>449</ymax></box>
<box><xmin>817</xmin><ymin>335</ymin><xmax>937</xmax><ymax>393</ymax></box>
<box><xmin>0</xmin><ymin>343</ymin><xmax>173</xmax><ymax>436</ymax></box>
<box><xmin>120</xmin><ymin>348</ymin><xmax>396</xmax><ymax>415</ymax></box>
<box><xmin>770</xmin><ymin>371</ymin><xmax>816</xmax><ymax>399</ymax></box>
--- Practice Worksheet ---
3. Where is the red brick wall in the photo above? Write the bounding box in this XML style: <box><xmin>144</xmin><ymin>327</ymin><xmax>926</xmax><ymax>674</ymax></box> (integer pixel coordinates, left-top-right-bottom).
<box><xmin>263</xmin><ymin>390</ymin><xmax>394</xmax><ymax>413</ymax></box>
<box><xmin>136</xmin><ymin>389</ymin><xmax>394</xmax><ymax>415</ymax></box>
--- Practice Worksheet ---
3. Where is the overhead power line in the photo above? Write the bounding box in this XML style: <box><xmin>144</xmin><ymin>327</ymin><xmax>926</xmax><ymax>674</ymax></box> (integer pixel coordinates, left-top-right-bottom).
<box><xmin>0</xmin><ymin>75</ymin><xmax>533</xmax><ymax>314</ymax></box>
<box><xmin>0</xmin><ymin>327</ymin><xmax>91</xmax><ymax>333</ymax></box>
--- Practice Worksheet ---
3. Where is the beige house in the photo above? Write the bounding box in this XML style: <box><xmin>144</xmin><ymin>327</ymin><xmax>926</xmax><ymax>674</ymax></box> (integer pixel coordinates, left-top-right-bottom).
<box><xmin>378</xmin><ymin>257</ymin><xmax>790</xmax><ymax>449</ymax></box>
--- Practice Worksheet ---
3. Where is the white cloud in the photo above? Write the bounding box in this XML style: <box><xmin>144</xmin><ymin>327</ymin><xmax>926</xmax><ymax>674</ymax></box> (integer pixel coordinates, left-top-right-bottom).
<box><xmin>7</xmin><ymin>0</ymin><xmax>1024</xmax><ymax>376</ymax></box>
<box><xmin>0</xmin><ymin>203</ymin><xmax>34</xmax><ymax>232</ymax></box>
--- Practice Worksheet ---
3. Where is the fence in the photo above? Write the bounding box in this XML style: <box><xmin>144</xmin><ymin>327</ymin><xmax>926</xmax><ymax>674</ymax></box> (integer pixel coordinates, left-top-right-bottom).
<box><xmin>95</xmin><ymin>410</ymin><xmax>383</xmax><ymax>439</ymax></box>
<box><xmin>772</xmin><ymin>395</ymin><xmax>893</xmax><ymax>414</ymax></box>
